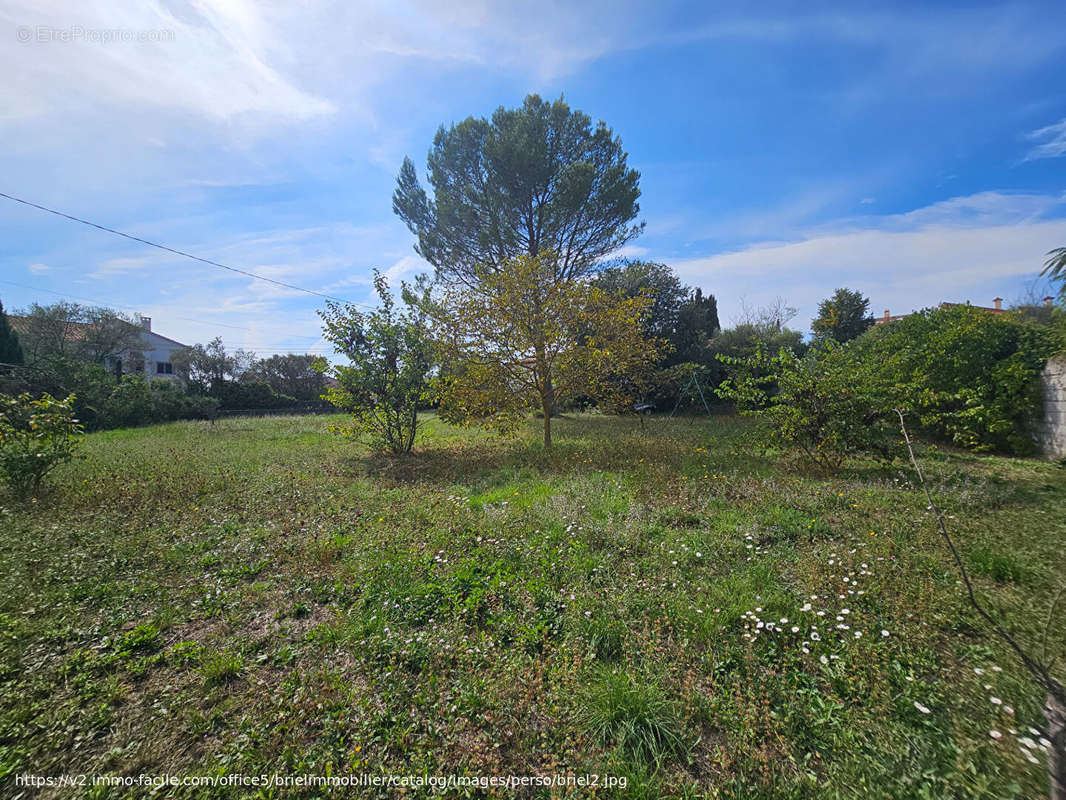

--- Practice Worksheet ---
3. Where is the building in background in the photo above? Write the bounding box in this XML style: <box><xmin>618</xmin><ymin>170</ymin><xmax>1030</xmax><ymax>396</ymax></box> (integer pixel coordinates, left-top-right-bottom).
<box><xmin>874</xmin><ymin>298</ymin><xmax>1008</xmax><ymax>325</ymax></box>
<box><xmin>8</xmin><ymin>312</ymin><xmax>187</xmax><ymax>380</ymax></box>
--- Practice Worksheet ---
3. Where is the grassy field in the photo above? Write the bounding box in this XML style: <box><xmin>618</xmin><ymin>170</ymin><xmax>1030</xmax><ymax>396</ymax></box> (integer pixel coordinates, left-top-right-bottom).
<box><xmin>1</xmin><ymin>412</ymin><xmax>1064</xmax><ymax>798</ymax></box>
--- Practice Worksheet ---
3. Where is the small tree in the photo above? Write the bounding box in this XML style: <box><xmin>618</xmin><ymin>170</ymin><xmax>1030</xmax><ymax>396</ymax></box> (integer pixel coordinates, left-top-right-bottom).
<box><xmin>318</xmin><ymin>272</ymin><xmax>434</xmax><ymax>454</ymax></box>
<box><xmin>172</xmin><ymin>337</ymin><xmax>255</xmax><ymax>392</ymax></box>
<box><xmin>431</xmin><ymin>253</ymin><xmax>663</xmax><ymax>448</ymax></box>
<box><xmin>811</xmin><ymin>287</ymin><xmax>874</xmax><ymax>343</ymax></box>
<box><xmin>0</xmin><ymin>392</ymin><xmax>82</xmax><ymax>498</ymax></box>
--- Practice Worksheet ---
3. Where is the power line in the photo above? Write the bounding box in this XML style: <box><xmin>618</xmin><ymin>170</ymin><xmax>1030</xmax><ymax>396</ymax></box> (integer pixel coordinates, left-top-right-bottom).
<box><xmin>0</xmin><ymin>191</ymin><xmax>370</xmax><ymax>305</ymax></box>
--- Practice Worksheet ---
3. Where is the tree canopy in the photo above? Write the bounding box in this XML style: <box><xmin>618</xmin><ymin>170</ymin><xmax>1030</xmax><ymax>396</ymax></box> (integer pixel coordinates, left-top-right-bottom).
<box><xmin>811</xmin><ymin>287</ymin><xmax>874</xmax><ymax>343</ymax></box>
<box><xmin>245</xmin><ymin>354</ymin><xmax>327</xmax><ymax>405</ymax></box>
<box><xmin>591</xmin><ymin>261</ymin><xmax>719</xmax><ymax>371</ymax></box>
<box><xmin>393</xmin><ymin>94</ymin><xmax>643</xmax><ymax>286</ymax></box>
<box><xmin>13</xmin><ymin>302</ymin><xmax>144</xmax><ymax>369</ymax></box>
<box><xmin>430</xmin><ymin>253</ymin><xmax>663</xmax><ymax>448</ymax></box>
<box><xmin>172</xmin><ymin>337</ymin><xmax>255</xmax><ymax>391</ymax></box>
<box><xmin>591</xmin><ymin>261</ymin><xmax>688</xmax><ymax>340</ymax></box>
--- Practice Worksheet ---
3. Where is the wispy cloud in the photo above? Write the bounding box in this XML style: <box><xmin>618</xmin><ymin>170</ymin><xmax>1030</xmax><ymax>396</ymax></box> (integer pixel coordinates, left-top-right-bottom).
<box><xmin>669</xmin><ymin>191</ymin><xmax>1066</xmax><ymax>330</ymax></box>
<box><xmin>0</xmin><ymin>1</ymin><xmax>335</xmax><ymax>126</ymax></box>
<box><xmin>1024</xmin><ymin>117</ymin><xmax>1066</xmax><ymax>161</ymax></box>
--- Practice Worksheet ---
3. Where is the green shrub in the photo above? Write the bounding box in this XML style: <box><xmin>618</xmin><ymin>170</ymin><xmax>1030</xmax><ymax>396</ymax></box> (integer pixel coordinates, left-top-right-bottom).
<box><xmin>208</xmin><ymin>379</ymin><xmax>296</xmax><ymax>411</ymax></box>
<box><xmin>718</xmin><ymin>305</ymin><xmax>1060</xmax><ymax>468</ymax></box>
<box><xmin>0</xmin><ymin>392</ymin><xmax>83</xmax><ymax>498</ymax></box>
<box><xmin>97</xmin><ymin>375</ymin><xmax>219</xmax><ymax>428</ymax></box>
<box><xmin>717</xmin><ymin>342</ymin><xmax>899</xmax><ymax>471</ymax></box>
<box><xmin>856</xmin><ymin>305</ymin><xmax>1060</xmax><ymax>454</ymax></box>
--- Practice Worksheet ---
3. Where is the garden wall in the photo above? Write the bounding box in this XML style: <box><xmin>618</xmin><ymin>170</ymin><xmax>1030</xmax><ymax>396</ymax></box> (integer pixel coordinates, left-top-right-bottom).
<box><xmin>1038</xmin><ymin>354</ymin><xmax>1066</xmax><ymax>458</ymax></box>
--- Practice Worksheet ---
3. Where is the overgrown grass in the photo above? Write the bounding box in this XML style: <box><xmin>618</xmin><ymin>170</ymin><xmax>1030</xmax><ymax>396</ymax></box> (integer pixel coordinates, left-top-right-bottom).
<box><xmin>0</xmin><ymin>412</ymin><xmax>1063</xmax><ymax>798</ymax></box>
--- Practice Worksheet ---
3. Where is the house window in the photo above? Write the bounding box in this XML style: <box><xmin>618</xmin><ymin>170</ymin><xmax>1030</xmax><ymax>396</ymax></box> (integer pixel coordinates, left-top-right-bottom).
<box><xmin>156</xmin><ymin>362</ymin><xmax>173</xmax><ymax>375</ymax></box>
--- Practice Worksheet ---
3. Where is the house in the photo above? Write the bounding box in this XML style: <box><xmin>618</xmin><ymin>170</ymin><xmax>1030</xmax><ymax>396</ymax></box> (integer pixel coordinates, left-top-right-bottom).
<box><xmin>127</xmin><ymin>316</ymin><xmax>187</xmax><ymax>380</ymax></box>
<box><xmin>9</xmin><ymin>313</ymin><xmax>188</xmax><ymax>380</ymax></box>
<box><xmin>874</xmin><ymin>297</ymin><xmax>1009</xmax><ymax>325</ymax></box>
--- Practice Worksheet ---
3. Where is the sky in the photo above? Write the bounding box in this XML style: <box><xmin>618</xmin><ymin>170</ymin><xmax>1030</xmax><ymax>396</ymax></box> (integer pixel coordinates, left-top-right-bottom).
<box><xmin>1</xmin><ymin>0</ymin><xmax>1065</xmax><ymax>354</ymax></box>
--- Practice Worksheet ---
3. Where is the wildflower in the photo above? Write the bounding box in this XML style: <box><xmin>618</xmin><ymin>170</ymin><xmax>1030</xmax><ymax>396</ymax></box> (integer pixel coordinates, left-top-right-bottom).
<box><xmin>989</xmin><ymin>730</ymin><xmax>1001</xmax><ymax>739</ymax></box>
<box><xmin>990</xmin><ymin>697</ymin><xmax>1002</xmax><ymax>705</ymax></box>
<box><xmin>914</xmin><ymin>701</ymin><xmax>931</xmax><ymax>714</ymax></box>
<box><xmin>881</xmin><ymin>630</ymin><xmax>889</xmax><ymax>637</ymax></box>
<box><xmin>791</xmin><ymin>626</ymin><xmax>799</xmax><ymax>633</ymax></box>
<box><xmin>820</xmin><ymin>655</ymin><xmax>829</xmax><ymax>665</ymax></box>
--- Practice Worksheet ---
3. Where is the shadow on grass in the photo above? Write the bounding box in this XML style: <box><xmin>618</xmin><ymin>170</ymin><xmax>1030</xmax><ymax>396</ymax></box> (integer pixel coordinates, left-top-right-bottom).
<box><xmin>332</xmin><ymin>413</ymin><xmax>752</xmax><ymax>488</ymax></box>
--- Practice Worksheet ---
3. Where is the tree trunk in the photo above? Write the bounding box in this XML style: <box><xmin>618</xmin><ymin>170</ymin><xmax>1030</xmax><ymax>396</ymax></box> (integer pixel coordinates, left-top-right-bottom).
<box><xmin>1048</xmin><ymin>690</ymin><xmax>1066</xmax><ymax>800</ymax></box>
<box><xmin>541</xmin><ymin>394</ymin><xmax>552</xmax><ymax>449</ymax></box>
<box><xmin>544</xmin><ymin>372</ymin><xmax>556</xmax><ymax>418</ymax></box>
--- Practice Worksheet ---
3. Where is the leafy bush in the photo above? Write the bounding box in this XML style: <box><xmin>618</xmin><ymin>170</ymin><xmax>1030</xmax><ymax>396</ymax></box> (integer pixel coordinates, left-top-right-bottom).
<box><xmin>0</xmin><ymin>392</ymin><xmax>82</xmax><ymax>498</ymax></box>
<box><xmin>206</xmin><ymin>379</ymin><xmax>296</xmax><ymax>411</ymax></box>
<box><xmin>855</xmin><ymin>305</ymin><xmax>1060</xmax><ymax>454</ymax></box>
<box><xmin>718</xmin><ymin>304</ymin><xmax>1061</xmax><ymax>470</ymax></box>
<box><xmin>318</xmin><ymin>271</ymin><xmax>434</xmax><ymax>454</ymax></box>
<box><xmin>97</xmin><ymin>375</ymin><xmax>219</xmax><ymax>428</ymax></box>
<box><xmin>717</xmin><ymin>343</ymin><xmax>899</xmax><ymax>471</ymax></box>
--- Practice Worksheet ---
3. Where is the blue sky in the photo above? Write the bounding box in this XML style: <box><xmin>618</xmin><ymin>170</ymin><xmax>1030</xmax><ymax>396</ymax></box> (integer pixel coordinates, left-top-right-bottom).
<box><xmin>2</xmin><ymin>1</ymin><xmax>1065</xmax><ymax>354</ymax></box>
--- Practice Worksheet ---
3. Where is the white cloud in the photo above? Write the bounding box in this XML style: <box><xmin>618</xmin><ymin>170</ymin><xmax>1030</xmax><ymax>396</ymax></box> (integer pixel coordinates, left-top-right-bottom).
<box><xmin>0</xmin><ymin>1</ymin><xmax>334</xmax><ymax>125</ymax></box>
<box><xmin>1024</xmin><ymin>118</ymin><xmax>1066</xmax><ymax>161</ymax></box>
<box><xmin>669</xmin><ymin>191</ymin><xmax>1066</xmax><ymax>331</ymax></box>
<box><xmin>28</xmin><ymin>262</ymin><xmax>49</xmax><ymax>274</ymax></box>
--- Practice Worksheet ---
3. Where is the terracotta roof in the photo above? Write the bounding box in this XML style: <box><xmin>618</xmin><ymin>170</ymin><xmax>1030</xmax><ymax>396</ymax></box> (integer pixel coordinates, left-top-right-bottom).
<box><xmin>7</xmin><ymin>315</ymin><xmax>187</xmax><ymax>348</ymax></box>
<box><xmin>8</xmin><ymin>315</ymin><xmax>91</xmax><ymax>341</ymax></box>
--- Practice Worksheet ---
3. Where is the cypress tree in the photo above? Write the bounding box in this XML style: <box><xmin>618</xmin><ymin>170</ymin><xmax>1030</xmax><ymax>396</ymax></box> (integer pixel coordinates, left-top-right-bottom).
<box><xmin>0</xmin><ymin>299</ymin><xmax>24</xmax><ymax>365</ymax></box>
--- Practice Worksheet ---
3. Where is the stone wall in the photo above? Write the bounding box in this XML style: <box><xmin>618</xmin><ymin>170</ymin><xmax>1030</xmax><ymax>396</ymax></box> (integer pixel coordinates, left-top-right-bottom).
<box><xmin>1038</xmin><ymin>354</ymin><xmax>1066</xmax><ymax>458</ymax></box>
